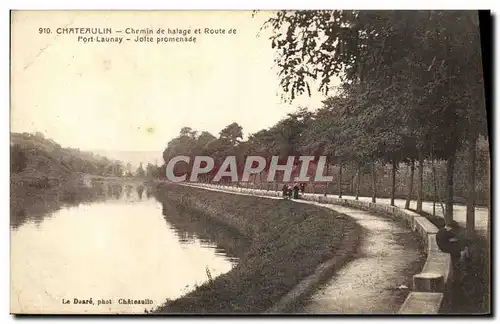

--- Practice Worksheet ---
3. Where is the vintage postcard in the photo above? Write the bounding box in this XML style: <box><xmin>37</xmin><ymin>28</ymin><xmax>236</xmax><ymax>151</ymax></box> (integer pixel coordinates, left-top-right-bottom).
<box><xmin>10</xmin><ymin>10</ymin><xmax>490</xmax><ymax>315</ymax></box>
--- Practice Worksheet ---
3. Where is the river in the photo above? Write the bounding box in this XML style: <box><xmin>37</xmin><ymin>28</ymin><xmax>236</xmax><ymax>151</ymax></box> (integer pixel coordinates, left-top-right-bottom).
<box><xmin>10</xmin><ymin>182</ymin><xmax>238</xmax><ymax>314</ymax></box>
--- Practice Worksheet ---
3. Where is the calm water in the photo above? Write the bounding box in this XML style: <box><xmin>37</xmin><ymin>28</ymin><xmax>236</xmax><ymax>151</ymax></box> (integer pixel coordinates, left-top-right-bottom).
<box><xmin>10</xmin><ymin>183</ymin><xmax>238</xmax><ymax>314</ymax></box>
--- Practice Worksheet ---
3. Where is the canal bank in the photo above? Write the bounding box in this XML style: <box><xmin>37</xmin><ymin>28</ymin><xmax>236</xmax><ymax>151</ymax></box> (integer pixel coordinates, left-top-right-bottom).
<box><xmin>153</xmin><ymin>182</ymin><xmax>361</xmax><ymax>314</ymax></box>
<box><xmin>179</xmin><ymin>184</ymin><xmax>426</xmax><ymax>314</ymax></box>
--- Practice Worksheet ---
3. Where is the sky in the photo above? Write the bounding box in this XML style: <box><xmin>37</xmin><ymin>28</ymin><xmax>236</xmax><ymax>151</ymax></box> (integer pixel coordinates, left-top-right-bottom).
<box><xmin>11</xmin><ymin>10</ymin><xmax>335</xmax><ymax>154</ymax></box>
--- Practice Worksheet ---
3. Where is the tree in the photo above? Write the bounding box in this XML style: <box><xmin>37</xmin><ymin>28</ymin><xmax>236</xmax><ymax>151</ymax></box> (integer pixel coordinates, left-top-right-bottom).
<box><xmin>262</xmin><ymin>10</ymin><xmax>487</xmax><ymax>227</ymax></box>
<box><xmin>300</xmin><ymin>99</ymin><xmax>346</xmax><ymax>196</ymax></box>
<box><xmin>247</xmin><ymin>129</ymin><xmax>280</xmax><ymax>157</ymax></box>
<box><xmin>180</xmin><ymin>126</ymin><xmax>197</xmax><ymax>138</ymax></box>
<box><xmin>136</xmin><ymin>162</ymin><xmax>145</xmax><ymax>178</ymax></box>
<box><xmin>404</xmin><ymin>160</ymin><xmax>415</xmax><ymax>209</ymax></box>
<box><xmin>271</xmin><ymin>107</ymin><xmax>313</xmax><ymax>158</ymax></box>
<box><xmin>113</xmin><ymin>163</ymin><xmax>124</xmax><ymax>177</ymax></box>
<box><xmin>193</xmin><ymin>131</ymin><xmax>218</xmax><ymax>156</ymax></box>
<box><xmin>163</xmin><ymin>127</ymin><xmax>198</xmax><ymax>163</ymax></box>
<box><xmin>126</xmin><ymin>162</ymin><xmax>133</xmax><ymax>177</ymax></box>
<box><xmin>10</xmin><ymin>145</ymin><xmax>27</xmax><ymax>173</ymax></box>
<box><xmin>415</xmin><ymin>11</ymin><xmax>486</xmax><ymax>227</ymax></box>
<box><xmin>219</xmin><ymin>122</ymin><xmax>243</xmax><ymax>147</ymax></box>
<box><xmin>145</xmin><ymin>163</ymin><xmax>159</xmax><ymax>179</ymax></box>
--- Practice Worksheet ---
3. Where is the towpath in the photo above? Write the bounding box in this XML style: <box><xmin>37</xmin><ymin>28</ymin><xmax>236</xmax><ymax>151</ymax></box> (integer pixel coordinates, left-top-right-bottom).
<box><xmin>182</xmin><ymin>183</ymin><xmax>425</xmax><ymax>314</ymax></box>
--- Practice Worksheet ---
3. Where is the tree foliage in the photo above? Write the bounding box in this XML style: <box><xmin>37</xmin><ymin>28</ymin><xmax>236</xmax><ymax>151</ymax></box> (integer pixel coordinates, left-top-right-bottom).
<box><xmin>158</xmin><ymin>10</ymin><xmax>488</xmax><ymax>229</ymax></box>
<box><xmin>260</xmin><ymin>10</ymin><xmax>487</xmax><ymax>227</ymax></box>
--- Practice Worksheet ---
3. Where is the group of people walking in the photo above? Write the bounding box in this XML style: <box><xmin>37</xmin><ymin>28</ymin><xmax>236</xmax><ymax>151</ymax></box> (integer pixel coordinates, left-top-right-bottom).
<box><xmin>282</xmin><ymin>183</ymin><xmax>306</xmax><ymax>199</ymax></box>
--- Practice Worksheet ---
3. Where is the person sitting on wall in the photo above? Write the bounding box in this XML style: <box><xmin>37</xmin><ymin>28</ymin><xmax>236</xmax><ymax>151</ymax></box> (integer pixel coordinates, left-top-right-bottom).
<box><xmin>436</xmin><ymin>221</ymin><xmax>470</xmax><ymax>263</ymax></box>
<box><xmin>282</xmin><ymin>184</ymin><xmax>289</xmax><ymax>199</ymax></box>
<box><xmin>436</xmin><ymin>221</ymin><xmax>473</xmax><ymax>302</ymax></box>
<box><xmin>300</xmin><ymin>183</ymin><xmax>306</xmax><ymax>195</ymax></box>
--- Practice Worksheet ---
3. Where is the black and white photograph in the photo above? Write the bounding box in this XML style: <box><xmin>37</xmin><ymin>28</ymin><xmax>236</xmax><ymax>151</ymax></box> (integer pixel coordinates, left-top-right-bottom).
<box><xmin>9</xmin><ymin>9</ymin><xmax>491</xmax><ymax>315</ymax></box>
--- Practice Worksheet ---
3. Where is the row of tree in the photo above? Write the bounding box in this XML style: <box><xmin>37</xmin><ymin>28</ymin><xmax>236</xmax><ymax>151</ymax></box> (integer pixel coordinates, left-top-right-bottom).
<box><xmin>160</xmin><ymin>119</ymin><xmax>488</xmax><ymax>213</ymax></box>
<box><xmin>260</xmin><ymin>10</ymin><xmax>488</xmax><ymax>235</ymax></box>
<box><xmin>160</xmin><ymin>11</ymin><xmax>489</xmax><ymax>236</ymax></box>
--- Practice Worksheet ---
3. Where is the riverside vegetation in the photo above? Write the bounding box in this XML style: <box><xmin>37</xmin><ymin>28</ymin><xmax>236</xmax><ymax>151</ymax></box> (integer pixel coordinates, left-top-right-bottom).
<box><xmin>161</xmin><ymin>11</ymin><xmax>489</xmax><ymax>238</ymax></box>
<box><xmin>10</xmin><ymin>132</ymin><xmax>152</xmax><ymax>228</ymax></box>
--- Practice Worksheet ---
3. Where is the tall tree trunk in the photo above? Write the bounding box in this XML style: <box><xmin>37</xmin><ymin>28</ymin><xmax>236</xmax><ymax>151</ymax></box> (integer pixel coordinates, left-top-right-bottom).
<box><xmin>445</xmin><ymin>153</ymin><xmax>456</xmax><ymax>225</ymax></box>
<box><xmin>390</xmin><ymin>159</ymin><xmax>397</xmax><ymax>206</ymax></box>
<box><xmin>371</xmin><ymin>162</ymin><xmax>376</xmax><ymax>203</ymax></box>
<box><xmin>432</xmin><ymin>158</ymin><xmax>437</xmax><ymax>217</ymax></box>
<box><xmin>324</xmin><ymin>163</ymin><xmax>330</xmax><ymax>197</ymax></box>
<box><xmin>487</xmin><ymin>156</ymin><xmax>491</xmax><ymax>312</ymax></box>
<box><xmin>431</xmin><ymin>142</ymin><xmax>446</xmax><ymax>217</ymax></box>
<box><xmin>488</xmin><ymin>151</ymin><xmax>491</xmax><ymax>238</ymax></box>
<box><xmin>416</xmin><ymin>149</ymin><xmax>424</xmax><ymax>212</ymax></box>
<box><xmin>405</xmin><ymin>160</ymin><xmax>415</xmax><ymax>209</ymax></box>
<box><xmin>355</xmin><ymin>165</ymin><xmax>361</xmax><ymax>200</ymax></box>
<box><xmin>466</xmin><ymin>132</ymin><xmax>478</xmax><ymax>237</ymax></box>
<box><xmin>338</xmin><ymin>163</ymin><xmax>343</xmax><ymax>198</ymax></box>
<box><xmin>351</xmin><ymin>174</ymin><xmax>355</xmax><ymax>193</ymax></box>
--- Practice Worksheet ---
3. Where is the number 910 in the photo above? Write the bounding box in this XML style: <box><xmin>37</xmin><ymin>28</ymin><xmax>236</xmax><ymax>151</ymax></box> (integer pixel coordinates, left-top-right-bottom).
<box><xmin>39</xmin><ymin>28</ymin><xmax>51</xmax><ymax>34</ymax></box>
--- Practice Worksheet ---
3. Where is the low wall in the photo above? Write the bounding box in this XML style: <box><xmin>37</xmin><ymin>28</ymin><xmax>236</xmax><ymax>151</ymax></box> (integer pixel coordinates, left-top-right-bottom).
<box><xmin>198</xmin><ymin>184</ymin><xmax>453</xmax><ymax>314</ymax></box>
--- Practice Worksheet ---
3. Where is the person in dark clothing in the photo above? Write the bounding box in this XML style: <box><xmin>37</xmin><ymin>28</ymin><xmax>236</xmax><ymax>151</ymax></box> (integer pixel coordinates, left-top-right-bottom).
<box><xmin>292</xmin><ymin>183</ymin><xmax>300</xmax><ymax>199</ymax></box>
<box><xmin>436</xmin><ymin>222</ymin><xmax>472</xmax><ymax>304</ymax></box>
<box><xmin>436</xmin><ymin>222</ymin><xmax>469</xmax><ymax>263</ymax></box>
<box><xmin>287</xmin><ymin>185</ymin><xmax>293</xmax><ymax>199</ymax></box>
<box><xmin>300</xmin><ymin>183</ymin><xmax>306</xmax><ymax>195</ymax></box>
<box><xmin>282</xmin><ymin>184</ymin><xmax>289</xmax><ymax>199</ymax></box>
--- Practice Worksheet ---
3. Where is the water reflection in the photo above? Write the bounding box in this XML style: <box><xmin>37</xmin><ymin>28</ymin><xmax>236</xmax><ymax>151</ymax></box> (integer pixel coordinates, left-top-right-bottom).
<box><xmin>10</xmin><ymin>181</ymin><xmax>238</xmax><ymax>314</ymax></box>
<box><xmin>125</xmin><ymin>185</ymin><xmax>132</xmax><ymax>198</ymax></box>
<box><xmin>11</xmin><ymin>184</ymin><xmax>102</xmax><ymax>229</ymax></box>
<box><xmin>137</xmin><ymin>185</ymin><xmax>144</xmax><ymax>200</ymax></box>
<box><xmin>10</xmin><ymin>182</ymin><xmax>165</xmax><ymax>229</ymax></box>
<box><xmin>158</xmin><ymin>197</ymin><xmax>248</xmax><ymax>261</ymax></box>
<box><xmin>11</xmin><ymin>182</ymin><xmax>133</xmax><ymax>229</ymax></box>
<box><xmin>112</xmin><ymin>184</ymin><xmax>123</xmax><ymax>199</ymax></box>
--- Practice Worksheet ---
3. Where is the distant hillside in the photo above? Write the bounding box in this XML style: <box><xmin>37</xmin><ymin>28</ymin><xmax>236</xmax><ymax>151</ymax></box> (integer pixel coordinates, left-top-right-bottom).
<box><xmin>91</xmin><ymin>150</ymin><xmax>162</xmax><ymax>169</ymax></box>
<box><xmin>10</xmin><ymin>132</ymin><xmax>127</xmax><ymax>182</ymax></box>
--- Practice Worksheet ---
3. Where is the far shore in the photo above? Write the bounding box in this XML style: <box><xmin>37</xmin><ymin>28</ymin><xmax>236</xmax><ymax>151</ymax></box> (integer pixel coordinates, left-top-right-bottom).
<box><xmin>10</xmin><ymin>173</ymin><xmax>149</xmax><ymax>190</ymax></box>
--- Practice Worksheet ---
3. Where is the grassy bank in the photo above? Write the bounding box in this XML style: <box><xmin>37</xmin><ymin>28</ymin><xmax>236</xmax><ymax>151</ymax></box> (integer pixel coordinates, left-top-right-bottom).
<box><xmin>153</xmin><ymin>183</ymin><xmax>360</xmax><ymax>314</ymax></box>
